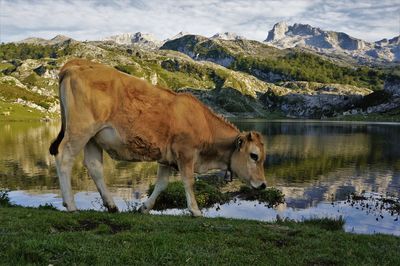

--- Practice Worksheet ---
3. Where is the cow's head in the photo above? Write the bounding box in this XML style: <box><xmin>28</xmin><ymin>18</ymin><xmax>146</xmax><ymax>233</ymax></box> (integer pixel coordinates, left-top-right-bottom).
<box><xmin>230</xmin><ymin>131</ymin><xmax>267</xmax><ymax>189</ymax></box>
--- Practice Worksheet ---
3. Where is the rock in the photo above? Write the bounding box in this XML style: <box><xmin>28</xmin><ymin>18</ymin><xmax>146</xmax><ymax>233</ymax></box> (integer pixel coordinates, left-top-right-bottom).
<box><xmin>210</xmin><ymin>32</ymin><xmax>244</xmax><ymax>40</ymax></box>
<box><xmin>0</xmin><ymin>76</ymin><xmax>28</xmax><ymax>89</ymax></box>
<box><xmin>263</xmin><ymin>81</ymin><xmax>372</xmax><ymax>118</ymax></box>
<box><xmin>384</xmin><ymin>79</ymin><xmax>400</xmax><ymax>97</ymax></box>
<box><xmin>33</xmin><ymin>65</ymin><xmax>47</xmax><ymax>76</ymax></box>
<box><xmin>265</xmin><ymin>21</ymin><xmax>289</xmax><ymax>42</ymax></box>
<box><xmin>2</xmin><ymin>111</ymin><xmax>10</xmax><ymax>116</ymax></box>
<box><xmin>103</xmin><ymin>32</ymin><xmax>162</xmax><ymax>49</ymax></box>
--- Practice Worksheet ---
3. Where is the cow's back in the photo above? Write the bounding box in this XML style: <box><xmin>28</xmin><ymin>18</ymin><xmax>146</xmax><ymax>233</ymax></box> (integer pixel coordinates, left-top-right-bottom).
<box><xmin>60</xmin><ymin>59</ymin><xmax>212</xmax><ymax>161</ymax></box>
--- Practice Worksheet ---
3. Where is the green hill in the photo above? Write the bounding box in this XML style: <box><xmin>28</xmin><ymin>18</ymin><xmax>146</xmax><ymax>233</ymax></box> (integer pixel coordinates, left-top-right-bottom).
<box><xmin>161</xmin><ymin>35</ymin><xmax>387</xmax><ymax>91</ymax></box>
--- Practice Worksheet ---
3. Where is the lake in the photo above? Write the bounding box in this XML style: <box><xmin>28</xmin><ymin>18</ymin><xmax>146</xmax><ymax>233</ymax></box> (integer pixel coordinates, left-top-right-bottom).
<box><xmin>1</xmin><ymin>120</ymin><xmax>399</xmax><ymax>236</ymax></box>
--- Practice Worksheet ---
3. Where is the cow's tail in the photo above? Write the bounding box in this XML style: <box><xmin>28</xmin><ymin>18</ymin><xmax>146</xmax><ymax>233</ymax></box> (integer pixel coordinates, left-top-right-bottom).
<box><xmin>49</xmin><ymin>71</ymin><xmax>68</xmax><ymax>156</ymax></box>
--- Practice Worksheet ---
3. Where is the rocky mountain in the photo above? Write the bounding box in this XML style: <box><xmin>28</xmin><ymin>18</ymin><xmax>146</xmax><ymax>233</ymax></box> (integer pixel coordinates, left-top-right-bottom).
<box><xmin>18</xmin><ymin>35</ymin><xmax>76</xmax><ymax>46</ymax></box>
<box><xmin>103</xmin><ymin>32</ymin><xmax>162</xmax><ymax>49</ymax></box>
<box><xmin>211</xmin><ymin>32</ymin><xmax>244</xmax><ymax>40</ymax></box>
<box><xmin>265</xmin><ymin>22</ymin><xmax>400</xmax><ymax>65</ymax></box>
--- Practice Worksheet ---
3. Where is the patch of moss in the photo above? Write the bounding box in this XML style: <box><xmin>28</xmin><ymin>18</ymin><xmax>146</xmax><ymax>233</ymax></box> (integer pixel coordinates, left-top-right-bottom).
<box><xmin>233</xmin><ymin>186</ymin><xmax>285</xmax><ymax>207</ymax></box>
<box><xmin>148</xmin><ymin>180</ymin><xmax>229</xmax><ymax>210</ymax></box>
<box><xmin>148</xmin><ymin>179</ymin><xmax>285</xmax><ymax>210</ymax></box>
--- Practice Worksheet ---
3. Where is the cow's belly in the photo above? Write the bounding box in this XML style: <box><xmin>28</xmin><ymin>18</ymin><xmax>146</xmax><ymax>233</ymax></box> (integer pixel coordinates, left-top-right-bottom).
<box><xmin>93</xmin><ymin>127</ymin><xmax>161</xmax><ymax>162</ymax></box>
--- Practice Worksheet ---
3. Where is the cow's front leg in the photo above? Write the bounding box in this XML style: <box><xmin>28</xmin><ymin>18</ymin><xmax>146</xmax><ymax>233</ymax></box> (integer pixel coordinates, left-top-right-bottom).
<box><xmin>179</xmin><ymin>160</ymin><xmax>202</xmax><ymax>217</ymax></box>
<box><xmin>140</xmin><ymin>164</ymin><xmax>172</xmax><ymax>214</ymax></box>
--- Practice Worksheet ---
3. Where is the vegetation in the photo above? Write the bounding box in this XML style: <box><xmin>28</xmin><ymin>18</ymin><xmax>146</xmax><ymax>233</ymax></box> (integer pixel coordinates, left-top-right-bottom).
<box><xmin>0</xmin><ymin>81</ymin><xmax>54</xmax><ymax>109</ymax></box>
<box><xmin>0</xmin><ymin>101</ymin><xmax>47</xmax><ymax>121</ymax></box>
<box><xmin>332</xmin><ymin>109</ymin><xmax>400</xmax><ymax>122</ymax></box>
<box><xmin>162</xmin><ymin>37</ymin><xmax>390</xmax><ymax>91</ymax></box>
<box><xmin>0</xmin><ymin>189</ymin><xmax>11</xmax><ymax>207</ymax></box>
<box><xmin>148</xmin><ymin>180</ymin><xmax>285</xmax><ymax>210</ymax></box>
<box><xmin>148</xmin><ymin>180</ymin><xmax>229</xmax><ymax>210</ymax></box>
<box><xmin>232</xmin><ymin>186</ymin><xmax>285</xmax><ymax>207</ymax></box>
<box><xmin>1</xmin><ymin>205</ymin><xmax>400</xmax><ymax>265</ymax></box>
<box><xmin>232</xmin><ymin>52</ymin><xmax>385</xmax><ymax>91</ymax></box>
<box><xmin>0</xmin><ymin>43</ymin><xmax>73</xmax><ymax>60</ymax></box>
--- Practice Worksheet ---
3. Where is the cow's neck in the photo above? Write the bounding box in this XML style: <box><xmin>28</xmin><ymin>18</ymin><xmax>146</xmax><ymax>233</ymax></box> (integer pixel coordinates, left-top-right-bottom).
<box><xmin>199</xmin><ymin>113</ymin><xmax>240</xmax><ymax>172</ymax></box>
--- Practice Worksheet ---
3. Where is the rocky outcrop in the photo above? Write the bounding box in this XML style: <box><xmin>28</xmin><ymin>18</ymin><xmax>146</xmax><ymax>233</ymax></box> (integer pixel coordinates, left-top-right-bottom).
<box><xmin>181</xmin><ymin>88</ymin><xmax>268</xmax><ymax>117</ymax></box>
<box><xmin>266</xmin><ymin>21</ymin><xmax>288</xmax><ymax>42</ymax></box>
<box><xmin>103</xmin><ymin>32</ymin><xmax>162</xmax><ymax>49</ymax></box>
<box><xmin>342</xmin><ymin>78</ymin><xmax>400</xmax><ymax>116</ymax></box>
<box><xmin>262</xmin><ymin>82</ymin><xmax>372</xmax><ymax>118</ymax></box>
<box><xmin>384</xmin><ymin>78</ymin><xmax>400</xmax><ymax>98</ymax></box>
<box><xmin>211</xmin><ymin>32</ymin><xmax>244</xmax><ymax>40</ymax></box>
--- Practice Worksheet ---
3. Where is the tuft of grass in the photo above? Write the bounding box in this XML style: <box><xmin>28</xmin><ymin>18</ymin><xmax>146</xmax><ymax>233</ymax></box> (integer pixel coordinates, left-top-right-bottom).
<box><xmin>148</xmin><ymin>180</ymin><xmax>229</xmax><ymax>210</ymax></box>
<box><xmin>38</xmin><ymin>203</ymin><xmax>57</xmax><ymax>211</ymax></box>
<box><xmin>148</xmin><ymin>180</ymin><xmax>285</xmax><ymax>210</ymax></box>
<box><xmin>301</xmin><ymin>216</ymin><xmax>345</xmax><ymax>231</ymax></box>
<box><xmin>233</xmin><ymin>186</ymin><xmax>285</xmax><ymax>207</ymax></box>
<box><xmin>0</xmin><ymin>189</ymin><xmax>11</xmax><ymax>207</ymax></box>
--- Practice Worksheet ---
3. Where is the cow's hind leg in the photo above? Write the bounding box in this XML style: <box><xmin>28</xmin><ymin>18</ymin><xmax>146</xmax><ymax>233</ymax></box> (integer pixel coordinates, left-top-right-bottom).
<box><xmin>55</xmin><ymin>135</ymin><xmax>88</xmax><ymax>211</ymax></box>
<box><xmin>140</xmin><ymin>164</ymin><xmax>172</xmax><ymax>214</ymax></box>
<box><xmin>84</xmin><ymin>139</ymin><xmax>117</xmax><ymax>213</ymax></box>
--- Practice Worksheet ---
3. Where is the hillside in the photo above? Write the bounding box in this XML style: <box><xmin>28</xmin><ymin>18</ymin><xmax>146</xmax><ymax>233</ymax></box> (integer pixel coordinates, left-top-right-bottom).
<box><xmin>161</xmin><ymin>35</ymin><xmax>388</xmax><ymax>91</ymax></box>
<box><xmin>0</xmin><ymin>31</ymin><xmax>399</xmax><ymax>121</ymax></box>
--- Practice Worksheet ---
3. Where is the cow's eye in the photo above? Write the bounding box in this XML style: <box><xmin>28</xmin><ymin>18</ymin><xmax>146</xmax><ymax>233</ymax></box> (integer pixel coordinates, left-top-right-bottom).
<box><xmin>250</xmin><ymin>153</ymin><xmax>258</xmax><ymax>161</ymax></box>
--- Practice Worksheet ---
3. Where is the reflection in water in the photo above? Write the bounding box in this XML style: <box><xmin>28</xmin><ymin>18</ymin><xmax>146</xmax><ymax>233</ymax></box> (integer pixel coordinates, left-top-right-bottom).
<box><xmin>1</xmin><ymin>120</ymin><xmax>400</xmax><ymax>235</ymax></box>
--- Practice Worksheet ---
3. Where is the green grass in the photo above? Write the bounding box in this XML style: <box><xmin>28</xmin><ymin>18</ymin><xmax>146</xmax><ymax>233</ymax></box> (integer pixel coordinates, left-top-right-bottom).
<box><xmin>0</xmin><ymin>206</ymin><xmax>399</xmax><ymax>265</ymax></box>
<box><xmin>0</xmin><ymin>101</ymin><xmax>47</xmax><ymax>121</ymax></box>
<box><xmin>0</xmin><ymin>82</ymin><xmax>55</xmax><ymax>109</ymax></box>
<box><xmin>332</xmin><ymin>109</ymin><xmax>400</xmax><ymax>122</ymax></box>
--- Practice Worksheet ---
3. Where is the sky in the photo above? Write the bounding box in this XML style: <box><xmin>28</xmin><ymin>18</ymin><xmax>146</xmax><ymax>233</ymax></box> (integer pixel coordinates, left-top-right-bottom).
<box><xmin>0</xmin><ymin>0</ymin><xmax>399</xmax><ymax>43</ymax></box>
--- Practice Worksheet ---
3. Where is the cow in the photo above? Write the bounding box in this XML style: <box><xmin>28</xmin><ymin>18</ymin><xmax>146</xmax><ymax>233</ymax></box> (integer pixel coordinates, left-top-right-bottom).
<box><xmin>49</xmin><ymin>59</ymin><xmax>266</xmax><ymax>216</ymax></box>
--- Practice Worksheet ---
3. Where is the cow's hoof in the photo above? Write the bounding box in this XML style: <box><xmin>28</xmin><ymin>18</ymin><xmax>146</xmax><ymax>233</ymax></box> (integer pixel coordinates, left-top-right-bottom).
<box><xmin>107</xmin><ymin>205</ymin><xmax>119</xmax><ymax>213</ymax></box>
<box><xmin>190</xmin><ymin>209</ymin><xmax>202</xmax><ymax>217</ymax></box>
<box><xmin>139</xmin><ymin>204</ymin><xmax>150</xmax><ymax>214</ymax></box>
<box><xmin>63</xmin><ymin>202</ymin><xmax>77</xmax><ymax>212</ymax></box>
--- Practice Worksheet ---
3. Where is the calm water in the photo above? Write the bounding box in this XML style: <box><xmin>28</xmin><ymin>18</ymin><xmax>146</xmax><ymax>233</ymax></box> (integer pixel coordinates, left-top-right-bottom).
<box><xmin>1</xmin><ymin>120</ymin><xmax>400</xmax><ymax>236</ymax></box>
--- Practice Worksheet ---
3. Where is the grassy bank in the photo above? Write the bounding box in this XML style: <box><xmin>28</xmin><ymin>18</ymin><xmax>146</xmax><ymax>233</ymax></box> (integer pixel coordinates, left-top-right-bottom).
<box><xmin>332</xmin><ymin>110</ymin><xmax>400</xmax><ymax>122</ymax></box>
<box><xmin>0</xmin><ymin>206</ymin><xmax>399</xmax><ymax>265</ymax></box>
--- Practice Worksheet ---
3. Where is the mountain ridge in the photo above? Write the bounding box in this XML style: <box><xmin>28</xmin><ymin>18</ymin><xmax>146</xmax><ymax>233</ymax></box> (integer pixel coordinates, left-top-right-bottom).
<box><xmin>264</xmin><ymin>21</ymin><xmax>400</xmax><ymax>64</ymax></box>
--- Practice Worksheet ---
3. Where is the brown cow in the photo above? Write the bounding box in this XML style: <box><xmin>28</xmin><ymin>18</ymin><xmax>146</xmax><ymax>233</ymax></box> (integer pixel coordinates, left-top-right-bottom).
<box><xmin>49</xmin><ymin>59</ymin><xmax>266</xmax><ymax>216</ymax></box>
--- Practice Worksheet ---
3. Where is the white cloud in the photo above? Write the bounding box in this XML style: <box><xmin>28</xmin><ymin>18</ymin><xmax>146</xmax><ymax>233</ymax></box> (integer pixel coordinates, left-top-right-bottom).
<box><xmin>0</xmin><ymin>0</ymin><xmax>398</xmax><ymax>43</ymax></box>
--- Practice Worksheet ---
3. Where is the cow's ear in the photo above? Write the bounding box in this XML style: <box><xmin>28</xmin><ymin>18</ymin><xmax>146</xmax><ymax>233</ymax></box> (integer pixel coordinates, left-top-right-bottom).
<box><xmin>247</xmin><ymin>132</ymin><xmax>254</xmax><ymax>141</ymax></box>
<box><xmin>236</xmin><ymin>134</ymin><xmax>246</xmax><ymax>150</ymax></box>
